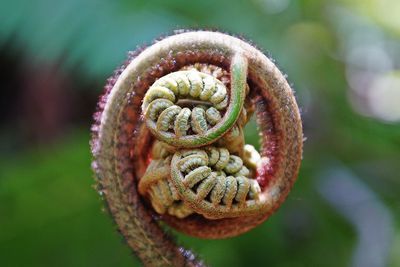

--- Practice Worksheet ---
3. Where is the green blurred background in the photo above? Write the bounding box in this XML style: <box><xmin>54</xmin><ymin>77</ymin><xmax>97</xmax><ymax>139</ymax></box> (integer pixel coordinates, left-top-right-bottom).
<box><xmin>1</xmin><ymin>0</ymin><xmax>399</xmax><ymax>266</ymax></box>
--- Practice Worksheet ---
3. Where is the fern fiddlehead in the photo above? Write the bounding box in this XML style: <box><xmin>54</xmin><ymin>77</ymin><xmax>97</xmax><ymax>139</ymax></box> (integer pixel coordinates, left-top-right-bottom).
<box><xmin>91</xmin><ymin>30</ymin><xmax>303</xmax><ymax>266</ymax></box>
<box><xmin>169</xmin><ymin>146</ymin><xmax>262</xmax><ymax>219</ymax></box>
<box><xmin>142</xmin><ymin>53</ymin><xmax>247</xmax><ymax>148</ymax></box>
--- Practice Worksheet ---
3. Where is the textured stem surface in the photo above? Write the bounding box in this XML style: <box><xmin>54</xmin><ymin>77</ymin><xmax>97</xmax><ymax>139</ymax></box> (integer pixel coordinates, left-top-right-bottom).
<box><xmin>91</xmin><ymin>30</ymin><xmax>302</xmax><ymax>266</ymax></box>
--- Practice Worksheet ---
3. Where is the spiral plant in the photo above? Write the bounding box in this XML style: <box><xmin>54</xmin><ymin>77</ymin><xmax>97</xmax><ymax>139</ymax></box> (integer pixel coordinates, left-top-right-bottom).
<box><xmin>91</xmin><ymin>30</ymin><xmax>303</xmax><ymax>266</ymax></box>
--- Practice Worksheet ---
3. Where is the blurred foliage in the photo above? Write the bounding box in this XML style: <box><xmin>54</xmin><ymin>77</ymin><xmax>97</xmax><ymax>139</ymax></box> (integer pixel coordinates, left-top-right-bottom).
<box><xmin>0</xmin><ymin>131</ymin><xmax>139</xmax><ymax>266</ymax></box>
<box><xmin>0</xmin><ymin>0</ymin><xmax>400</xmax><ymax>266</ymax></box>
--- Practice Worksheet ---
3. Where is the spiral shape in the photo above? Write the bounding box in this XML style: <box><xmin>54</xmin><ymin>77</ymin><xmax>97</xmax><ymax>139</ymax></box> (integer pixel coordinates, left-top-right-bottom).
<box><xmin>141</xmin><ymin>66</ymin><xmax>246</xmax><ymax>148</ymax></box>
<box><xmin>138</xmin><ymin>145</ymin><xmax>262</xmax><ymax>220</ymax></box>
<box><xmin>91</xmin><ymin>30</ymin><xmax>303</xmax><ymax>266</ymax></box>
<box><xmin>169</xmin><ymin>147</ymin><xmax>261</xmax><ymax>219</ymax></box>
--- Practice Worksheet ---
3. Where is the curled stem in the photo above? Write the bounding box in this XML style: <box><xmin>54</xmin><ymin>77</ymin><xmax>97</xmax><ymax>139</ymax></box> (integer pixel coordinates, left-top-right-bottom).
<box><xmin>91</xmin><ymin>30</ymin><xmax>302</xmax><ymax>266</ymax></box>
<box><xmin>142</xmin><ymin>53</ymin><xmax>247</xmax><ymax>148</ymax></box>
<box><xmin>201</xmin><ymin>53</ymin><xmax>247</xmax><ymax>145</ymax></box>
